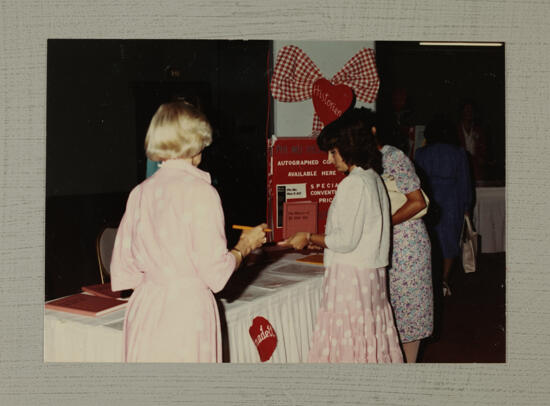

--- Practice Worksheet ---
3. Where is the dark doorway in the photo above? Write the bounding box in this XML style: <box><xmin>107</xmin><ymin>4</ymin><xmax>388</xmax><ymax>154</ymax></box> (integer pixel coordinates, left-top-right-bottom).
<box><xmin>375</xmin><ymin>41</ymin><xmax>505</xmax><ymax>185</ymax></box>
<box><xmin>46</xmin><ymin>39</ymin><xmax>270</xmax><ymax>300</ymax></box>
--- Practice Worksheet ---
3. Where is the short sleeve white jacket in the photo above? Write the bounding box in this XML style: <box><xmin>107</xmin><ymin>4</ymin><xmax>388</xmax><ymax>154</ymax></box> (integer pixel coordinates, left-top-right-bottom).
<box><xmin>323</xmin><ymin>166</ymin><xmax>391</xmax><ymax>269</ymax></box>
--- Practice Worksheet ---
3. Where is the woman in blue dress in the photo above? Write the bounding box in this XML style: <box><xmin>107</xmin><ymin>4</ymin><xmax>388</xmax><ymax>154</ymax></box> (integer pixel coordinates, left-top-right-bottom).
<box><xmin>415</xmin><ymin>116</ymin><xmax>472</xmax><ymax>297</ymax></box>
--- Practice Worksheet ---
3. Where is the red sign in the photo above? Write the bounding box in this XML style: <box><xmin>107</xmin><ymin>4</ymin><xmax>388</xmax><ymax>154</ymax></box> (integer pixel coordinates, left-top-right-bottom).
<box><xmin>267</xmin><ymin>136</ymin><xmax>345</xmax><ymax>242</ymax></box>
<box><xmin>249</xmin><ymin>316</ymin><xmax>278</xmax><ymax>362</ymax></box>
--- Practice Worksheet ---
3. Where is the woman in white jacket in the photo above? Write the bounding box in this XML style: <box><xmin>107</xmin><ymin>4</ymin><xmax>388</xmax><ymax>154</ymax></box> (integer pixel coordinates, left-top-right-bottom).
<box><xmin>280</xmin><ymin>108</ymin><xmax>403</xmax><ymax>363</ymax></box>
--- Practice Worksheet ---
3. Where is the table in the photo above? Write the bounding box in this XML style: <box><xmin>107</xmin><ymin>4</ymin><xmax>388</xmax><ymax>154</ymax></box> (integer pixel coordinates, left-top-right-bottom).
<box><xmin>44</xmin><ymin>252</ymin><xmax>325</xmax><ymax>363</ymax></box>
<box><xmin>473</xmin><ymin>186</ymin><xmax>505</xmax><ymax>253</ymax></box>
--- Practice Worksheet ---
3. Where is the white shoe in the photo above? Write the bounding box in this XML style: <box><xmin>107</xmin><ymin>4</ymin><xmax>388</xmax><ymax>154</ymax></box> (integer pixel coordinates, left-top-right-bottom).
<box><xmin>443</xmin><ymin>281</ymin><xmax>452</xmax><ymax>297</ymax></box>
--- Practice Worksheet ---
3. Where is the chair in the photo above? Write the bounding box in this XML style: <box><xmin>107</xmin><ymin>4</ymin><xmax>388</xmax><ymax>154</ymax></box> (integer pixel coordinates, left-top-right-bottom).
<box><xmin>96</xmin><ymin>227</ymin><xmax>118</xmax><ymax>284</ymax></box>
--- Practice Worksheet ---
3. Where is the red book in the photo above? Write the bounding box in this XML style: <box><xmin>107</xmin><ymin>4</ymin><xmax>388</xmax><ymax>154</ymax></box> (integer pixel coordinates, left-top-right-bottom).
<box><xmin>81</xmin><ymin>282</ymin><xmax>130</xmax><ymax>300</ymax></box>
<box><xmin>296</xmin><ymin>253</ymin><xmax>324</xmax><ymax>265</ymax></box>
<box><xmin>45</xmin><ymin>293</ymin><xmax>127</xmax><ymax>317</ymax></box>
<box><xmin>283</xmin><ymin>200</ymin><xmax>318</xmax><ymax>239</ymax></box>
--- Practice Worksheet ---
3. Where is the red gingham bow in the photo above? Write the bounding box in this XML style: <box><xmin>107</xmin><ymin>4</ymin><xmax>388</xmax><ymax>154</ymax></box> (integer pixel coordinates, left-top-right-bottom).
<box><xmin>270</xmin><ymin>45</ymin><xmax>380</xmax><ymax>134</ymax></box>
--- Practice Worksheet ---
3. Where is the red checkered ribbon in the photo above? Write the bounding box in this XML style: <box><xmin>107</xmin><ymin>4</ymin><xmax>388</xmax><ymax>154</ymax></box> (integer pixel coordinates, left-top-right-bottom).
<box><xmin>270</xmin><ymin>45</ymin><xmax>380</xmax><ymax>133</ymax></box>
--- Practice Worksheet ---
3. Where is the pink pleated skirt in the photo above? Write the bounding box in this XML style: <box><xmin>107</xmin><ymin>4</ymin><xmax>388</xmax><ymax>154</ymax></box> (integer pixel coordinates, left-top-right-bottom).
<box><xmin>308</xmin><ymin>263</ymin><xmax>404</xmax><ymax>363</ymax></box>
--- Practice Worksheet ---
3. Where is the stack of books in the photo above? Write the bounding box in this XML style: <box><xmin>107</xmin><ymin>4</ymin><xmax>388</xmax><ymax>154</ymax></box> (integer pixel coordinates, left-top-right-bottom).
<box><xmin>45</xmin><ymin>283</ymin><xmax>131</xmax><ymax>317</ymax></box>
<box><xmin>81</xmin><ymin>282</ymin><xmax>129</xmax><ymax>299</ymax></box>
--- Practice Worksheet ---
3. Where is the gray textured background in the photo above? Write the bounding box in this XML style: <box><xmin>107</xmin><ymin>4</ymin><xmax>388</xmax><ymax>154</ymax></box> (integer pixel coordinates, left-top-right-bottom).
<box><xmin>1</xmin><ymin>0</ymin><xmax>549</xmax><ymax>405</ymax></box>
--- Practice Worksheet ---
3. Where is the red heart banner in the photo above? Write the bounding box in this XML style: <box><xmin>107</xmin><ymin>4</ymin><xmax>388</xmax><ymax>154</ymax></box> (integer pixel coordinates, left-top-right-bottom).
<box><xmin>312</xmin><ymin>78</ymin><xmax>354</xmax><ymax>126</ymax></box>
<box><xmin>271</xmin><ymin>46</ymin><xmax>379</xmax><ymax>134</ymax></box>
<box><xmin>249</xmin><ymin>316</ymin><xmax>278</xmax><ymax>362</ymax></box>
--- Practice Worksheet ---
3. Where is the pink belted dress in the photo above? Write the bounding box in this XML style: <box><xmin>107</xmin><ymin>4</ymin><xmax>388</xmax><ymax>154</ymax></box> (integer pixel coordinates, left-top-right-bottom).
<box><xmin>110</xmin><ymin>159</ymin><xmax>236</xmax><ymax>362</ymax></box>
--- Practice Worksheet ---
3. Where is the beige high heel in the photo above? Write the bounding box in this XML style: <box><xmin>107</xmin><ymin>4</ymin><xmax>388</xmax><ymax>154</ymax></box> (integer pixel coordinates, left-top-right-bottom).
<box><xmin>442</xmin><ymin>281</ymin><xmax>452</xmax><ymax>297</ymax></box>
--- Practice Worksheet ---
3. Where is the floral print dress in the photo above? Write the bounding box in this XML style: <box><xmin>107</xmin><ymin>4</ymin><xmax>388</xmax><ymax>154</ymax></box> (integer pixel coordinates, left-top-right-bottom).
<box><xmin>381</xmin><ymin>145</ymin><xmax>434</xmax><ymax>343</ymax></box>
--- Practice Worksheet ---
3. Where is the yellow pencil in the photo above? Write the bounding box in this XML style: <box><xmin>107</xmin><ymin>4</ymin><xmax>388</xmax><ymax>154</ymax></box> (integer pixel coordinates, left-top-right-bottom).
<box><xmin>232</xmin><ymin>225</ymin><xmax>272</xmax><ymax>232</ymax></box>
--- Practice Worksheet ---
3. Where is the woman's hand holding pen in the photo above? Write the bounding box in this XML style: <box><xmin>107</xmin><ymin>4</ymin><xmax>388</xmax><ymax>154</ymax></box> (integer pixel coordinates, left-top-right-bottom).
<box><xmin>231</xmin><ymin>224</ymin><xmax>268</xmax><ymax>268</ymax></box>
<box><xmin>237</xmin><ymin>223</ymin><xmax>268</xmax><ymax>255</ymax></box>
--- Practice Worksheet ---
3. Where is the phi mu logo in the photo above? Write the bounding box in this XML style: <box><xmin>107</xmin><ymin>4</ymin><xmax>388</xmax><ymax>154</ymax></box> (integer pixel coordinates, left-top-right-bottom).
<box><xmin>249</xmin><ymin>316</ymin><xmax>278</xmax><ymax>362</ymax></box>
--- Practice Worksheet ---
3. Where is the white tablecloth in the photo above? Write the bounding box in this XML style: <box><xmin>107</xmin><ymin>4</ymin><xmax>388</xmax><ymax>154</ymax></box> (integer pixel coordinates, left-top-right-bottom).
<box><xmin>473</xmin><ymin>186</ymin><xmax>505</xmax><ymax>253</ymax></box>
<box><xmin>44</xmin><ymin>252</ymin><xmax>325</xmax><ymax>363</ymax></box>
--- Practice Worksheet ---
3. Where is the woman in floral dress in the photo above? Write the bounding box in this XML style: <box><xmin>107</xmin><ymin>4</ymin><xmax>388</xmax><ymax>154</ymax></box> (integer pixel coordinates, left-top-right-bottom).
<box><xmin>378</xmin><ymin>139</ymin><xmax>434</xmax><ymax>363</ymax></box>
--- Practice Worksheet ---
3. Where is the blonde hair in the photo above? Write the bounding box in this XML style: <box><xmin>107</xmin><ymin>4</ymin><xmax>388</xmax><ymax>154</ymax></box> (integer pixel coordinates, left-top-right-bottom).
<box><xmin>145</xmin><ymin>101</ymin><xmax>212</xmax><ymax>161</ymax></box>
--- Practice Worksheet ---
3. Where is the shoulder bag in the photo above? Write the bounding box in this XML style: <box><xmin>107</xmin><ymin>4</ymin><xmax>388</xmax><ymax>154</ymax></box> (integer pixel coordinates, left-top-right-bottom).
<box><xmin>381</xmin><ymin>174</ymin><xmax>429</xmax><ymax>220</ymax></box>
<box><xmin>460</xmin><ymin>214</ymin><xmax>479</xmax><ymax>273</ymax></box>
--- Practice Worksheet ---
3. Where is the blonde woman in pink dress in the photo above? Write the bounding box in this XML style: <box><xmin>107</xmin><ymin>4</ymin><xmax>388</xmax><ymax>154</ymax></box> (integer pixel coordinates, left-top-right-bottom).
<box><xmin>110</xmin><ymin>101</ymin><xmax>267</xmax><ymax>362</ymax></box>
<box><xmin>280</xmin><ymin>108</ymin><xmax>403</xmax><ymax>363</ymax></box>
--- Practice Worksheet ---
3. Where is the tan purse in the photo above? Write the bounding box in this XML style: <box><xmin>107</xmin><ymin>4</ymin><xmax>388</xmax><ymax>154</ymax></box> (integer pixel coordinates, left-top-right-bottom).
<box><xmin>460</xmin><ymin>214</ymin><xmax>478</xmax><ymax>273</ymax></box>
<box><xmin>382</xmin><ymin>174</ymin><xmax>429</xmax><ymax>220</ymax></box>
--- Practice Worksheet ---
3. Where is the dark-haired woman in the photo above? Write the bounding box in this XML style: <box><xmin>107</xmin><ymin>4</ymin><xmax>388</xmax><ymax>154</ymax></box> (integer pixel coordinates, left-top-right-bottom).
<box><xmin>377</xmin><ymin>125</ymin><xmax>434</xmax><ymax>363</ymax></box>
<box><xmin>280</xmin><ymin>108</ymin><xmax>403</xmax><ymax>363</ymax></box>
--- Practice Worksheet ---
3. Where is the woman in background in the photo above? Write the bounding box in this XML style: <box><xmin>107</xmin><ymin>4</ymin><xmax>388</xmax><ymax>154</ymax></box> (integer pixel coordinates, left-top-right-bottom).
<box><xmin>111</xmin><ymin>101</ymin><xmax>267</xmax><ymax>362</ymax></box>
<box><xmin>280</xmin><ymin>108</ymin><xmax>403</xmax><ymax>363</ymax></box>
<box><xmin>415</xmin><ymin>115</ymin><xmax>472</xmax><ymax>297</ymax></box>
<box><xmin>377</xmin><ymin>123</ymin><xmax>434</xmax><ymax>363</ymax></box>
<box><xmin>457</xmin><ymin>100</ymin><xmax>487</xmax><ymax>182</ymax></box>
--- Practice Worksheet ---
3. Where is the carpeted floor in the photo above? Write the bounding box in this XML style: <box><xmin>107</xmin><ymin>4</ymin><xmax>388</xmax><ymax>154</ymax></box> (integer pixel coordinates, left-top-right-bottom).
<box><xmin>419</xmin><ymin>252</ymin><xmax>506</xmax><ymax>363</ymax></box>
